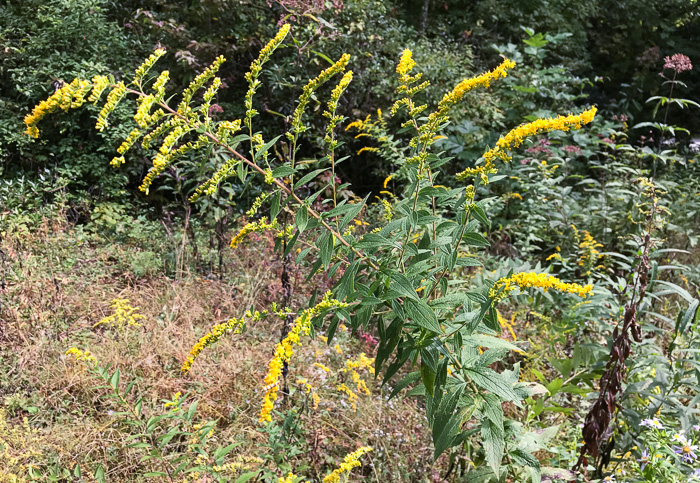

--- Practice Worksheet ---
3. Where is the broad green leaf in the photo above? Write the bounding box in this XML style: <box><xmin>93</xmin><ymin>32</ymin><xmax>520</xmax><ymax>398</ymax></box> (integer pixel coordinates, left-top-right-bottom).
<box><xmin>405</xmin><ymin>298</ymin><xmax>442</xmax><ymax>333</ymax></box>
<box><xmin>467</xmin><ymin>366</ymin><xmax>520</xmax><ymax>402</ymax></box>
<box><xmin>481</xmin><ymin>418</ymin><xmax>504</xmax><ymax>474</ymax></box>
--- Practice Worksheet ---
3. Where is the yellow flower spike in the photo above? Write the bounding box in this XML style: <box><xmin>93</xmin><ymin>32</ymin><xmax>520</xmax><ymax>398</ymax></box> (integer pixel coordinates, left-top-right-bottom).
<box><xmin>93</xmin><ymin>298</ymin><xmax>145</xmax><ymax>330</ymax></box>
<box><xmin>132</xmin><ymin>48</ymin><xmax>166</xmax><ymax>85</ymax></box>
<box><xmin>260</xmin><ymin>293</ymin><xmax>347</xmax><ymax>423</ymax></box>
<box><xmin>24</xmin><ymin>78</ymin><xmax>92</xmax><ymax>138</ymax></box>
<box><xmin>65</xmin><ymin>347</ymin><xmax>97</xmax><ymax>366</ymax></box>
<box><xmin>322</xmin><ymin>447</ymin><xmax>373</xmax><ymax>483</ymax></box>
<box><xmin>489</xmin><ymin>272</ymin><xmax>593</xmax><ymax>303</ymax></box>
<box><xmin>457</xmin><ymin>107</ymin><xmax>597</xmax><ymax>183</ymax></box>
<box><xmin>245</xmin><ymin>24</ymin><xmax>291</xmax><ymax>127</ymax></box>
<box><xmin>181</xmin><ymin>317</ymin><xmax>246</xmax><ymax>374</ymax></box>
<box><xmin>437</xmin><ymin>58</ymin><xmax>515</xmax><ymax>113</ymax></box>
<box><xmin>383</xmin><ymin>173</ymin><xmax>395</xmax><ymax>188</ymax></box>
<box><xmin>289</xmin><ymin>54</ymin><xmax>351</xmax><ymax>139</ymax></box>
<box><xmin>230</xmin><ymin>217</ymin><xmax>279</xmax><ymax>249</ymax></box>
<box><xmin>96</xmin><ymin>81</ymin><xmax>127</xmax><ymax>131</ymax></box>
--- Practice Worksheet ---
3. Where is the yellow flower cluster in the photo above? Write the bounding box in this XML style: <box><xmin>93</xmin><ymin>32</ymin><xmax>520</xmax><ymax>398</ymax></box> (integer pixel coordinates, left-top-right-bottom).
<box><xmin>577</xmin><ymin>229</ymin><xmax>604</xmax><ymax>273</ymax></box>
<box><xmin>260</xmin><ymin>292</ymin><xmax>348</xmax><ymax>423</ymax></box>
<box><xmin>181</xmin><ymin>317</ymin><xmax>245</xmax><ymax>374</ymax></box>
<box><xmin>93</xmin><ymin>298</ymin><xmax>145</xmax><ymax>331</ymax></box>
<box><xmin>132</xmin><ymin>48</ymin><xmax>166</xmax><ymax>85</ymax></box>
<box><xmin>88</xmin><ymin>75</ymin><xmax>111</xmax><ymax>103</ymax></box>
<box><xmin>278</xmin><ymin>473</ymin><xmax>301</xmax><ymax>483</ymax></box>
<box><xmin>323</xmin><ymin>70</ymin><xmax>354</xmax><ymax>150</ymax></box>
<box><xmin>489</xmin><ymin>271</ymin><xmax>593</xmax><ymax>303</ymax></box>
<box><xmin>139</xmin><ymin>121</ymin><xmax>187</xmax><ymax>192</ymax></box>
<box><xmin>396</xmin><ymin>49</ymin><xmax>416</xmax><ymax>78</ymax></box>
<box><xmin>24</xmin><ymin>78</ymin><xmax>91</xmax><ymax>138</ymax></box>
<box><xmin>322</xmin><ymin>447</ymin><xmax>373</xmax><ymax>483</ymax></box>
<box><xmin>213</xmin><ymin>455</ymin><xmax>264</xmax><ymax>474</ymax></box>
<box><xmin>287</xmin><ymin>54</ymin><xmax>350</xmax><ymax>140</ymax></box>
<box><xmin>407</xmin><ymin>58</ymin><xmax>515</xmax><ymax>153</ymax></box>
<box><xmin>0</xmin><ymin>407</ymin><xmax>43</xmax><ymax>480</ymax></box>
<box><xmin>163</xmin><ymin>391</ymin><xmax>182</xmax><ymax>412</ymax></box>
<box><xmin>496</xmin><ymin>310</ymin><xmax>517</xmax><ymax>341</ymax></box>
<box><xmin>230</xmin><ymin>217</ymin><xmax>279</xmax><ymax>249</ymax></box>
<box><xmin>289</xmin><ymin>54</ymin><xmax>351</xmax><ymax>139</ymax></box>
<box><xmin>65</xmin><ymin>347</ymin><xmax>97</xmax><ymax>366</ymax></box>
<box><xmin>438</xmin><ymin>58</ymin><xmax>515</xmax><ymax>113</ymax></box>
<box><xmin>134</xmin><ymin>70</ymin><xmax>169</xmax><ymax>129</ymax></box>
<box><xmin>95</xmin><ymin>82</ymin><xmax>127</xmax><ymax>131</ymax></box>
<box><xmin>245</xmin><ymin>23</ymin><xmax>291</xmax><ymax>127</ymax></box>
<box><xmin>177</xmin><ymin>55</ymin><xmax>226</xmax><ymax>115</ymax></box>
<box><xmin>116</xmin><ymin>128</ymin><xmax>142</xmax><ymax>156</ymax></box>
<box><xmin>188</xmin><ymin>120</ymin><xmax>244</xmax><ymax>203</ymax></box>
<box><xmin>457</xmin><ymin>107</ymin><xmax>597</xmax><ymax>183</ymax></box>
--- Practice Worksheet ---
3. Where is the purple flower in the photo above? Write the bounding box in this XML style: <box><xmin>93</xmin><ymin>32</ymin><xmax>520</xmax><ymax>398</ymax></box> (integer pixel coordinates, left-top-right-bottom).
<box><xmin>602</xmin><ymin>476</ymin><xmax>615</xmax><ymax>482</ymax></box>
<box><xmin>637</xmin><ymin>448</ymin><xmax>651</xmax><ymax>470</ymax></box>
<box><xmin>673</xmin><ymin>439</ymin><xmax>698</xmax><ymax>463</ymax></box>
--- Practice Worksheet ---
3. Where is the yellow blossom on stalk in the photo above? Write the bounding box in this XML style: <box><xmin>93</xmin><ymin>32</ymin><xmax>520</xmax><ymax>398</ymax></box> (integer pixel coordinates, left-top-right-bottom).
<box><xmin>396</xmin><ymin>49</ymin><xmax>416</xmax><ymax>78</ymax></box>
<box><xmin>177</xmin><ymin>55</ymin><xmax>226</xmax><ymax>115</ymax></box>
<box><xmin>496</xmin><ymin>310</ymin><xmax>518</xmax><ymax>341</ymax></box>
<box><xmin>88</xmin><ymin>75</ymin><xmax>111</xmax><ymax>103</ymax></box>
<box><xmin>322</xmin><ymin>447</ymin><xmax>373</xmax><ymax>483</ymax></box>
<box><xmin>65</xmin><ymin>348</ymin><xmax>97</xmax><ymax>366</ymax></box>
<box><xmin>278</xmin><ymin>473</ymin><xmax>300</xmax><ymax>483</ymax></box>
<box><xmin>260</xmin><ymin>292</ymin><xmax>348</xmax><ymax>423</ymax></box>
<box><xmin>489</xmin><ymin>272</ymin><xmax>593</xmax><ymax>303</ymax></box>
<box><xmin>132</xmin><ymin>48</ymin><xmax>166</xmax><ymax>85</ymax></box>
<box><xmin>383</xmin><ymin>173</ymin><xmax>395</xmax><ymax>188</ymax></box>
<box><xmin>457</xmin><ymin>107</ymin><xmax>597</xmax><ymax>183</ymax></box>
<box><xmin>230</xmin><ymin>217</ymin><xmax>279</xmax><ymax>249</ymax></box>
<box><xmin>245</xmin><ymin>24</ymin><xmax>291</xmax><ymax>127</ymax></box>
<box><xmin>437</xmin><ymin>58</ymin><xmax>515</xmax><ymax>113</ymax></box>
<box><xmin>163</xmin><ymin>392</ymin><xmax>182</xmax><ymax>412</ymax></box>
<box><xmin>93</xmin><ymin>298</ymin><xmax>145</xmax><ymax>330</ymax></box>
<box><xmin>96</xmin><ymin>81</ymin><xmax>127</xmax><ymax>131</ymax></box>
<box><xmin>314</xmin><ymin>362</ymin><xmax>331</xmax><ymax>372</ymax></box>
<box><xmin>213</xmin><ymin>455</ymin><xmax>264</xmax><ymax>474</ymax></box>
<box><xmin>324</xmin><ymin>71</ymin><xmax>354</xmax><ymax>133</ymax></box>
<box><xmin>117</xmin><ymin>128</ymin><xmax>142</xmax><ymax>156</ymax></box>
<box><xmin>181</xmin><ymin>317</ymin><xmax>245</xmax><ymax>374</ymax></box>
<box><xmin>24</xmin><ymin>78</ymin><xmax>91</xmax><ymax>138</ymax></box>
<box><xmin>289</xmin><ymin>54</ymin><xmax>351</xmax><ymax>139</ymax></box>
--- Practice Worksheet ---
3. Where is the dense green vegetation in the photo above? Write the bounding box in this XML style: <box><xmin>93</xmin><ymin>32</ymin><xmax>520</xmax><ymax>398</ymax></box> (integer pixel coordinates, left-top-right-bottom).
<box><xmin>1</xmin><ymin>1</ymin><xmax>699</xmax><ymax>482</ymax></box>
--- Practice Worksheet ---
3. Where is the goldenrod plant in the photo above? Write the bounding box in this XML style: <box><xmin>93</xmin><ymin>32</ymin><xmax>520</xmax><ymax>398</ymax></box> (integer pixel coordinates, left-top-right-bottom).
<box><xmin>27</xmin><ymin>23</ymin><xmax>604</xmax><ymax>481</ymax></box>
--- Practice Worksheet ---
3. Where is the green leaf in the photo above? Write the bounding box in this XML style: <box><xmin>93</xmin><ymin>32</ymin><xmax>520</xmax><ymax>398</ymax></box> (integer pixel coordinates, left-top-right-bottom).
<box><xmin>421</xmin><ymin>361</ymin><xmax>436</xmax><ymax>397</ymax></box>
<box><xmin>109</xmin><ymin>369</ymin><xmax>120</xmax><ymax>389</ymax></box>
<box><xmin>386</xmin><ymin>272</ymin><xmax>419</xmax><ymax>302</ymax></box>
<box><xmin>234</xmin><ymin>472</ymin><xmax>259</xmax><ymax>483</ymax></box>
<box><xmin>481</xmin><ymin>393</ymin><xmax>504</xmax><ymax>432</ymax></box>
<box><xmin>467</xmin><ymin>366</ymin><xmax>520</xmax><ymax>402</ymax></box>
<box><xmin>94</xmin><ymin>465</ymin><xmax>106</xmax><ymax>483</ymax></box>
<box><xmin>462</xmin><ymin>231</ymin><xmax>490</xmax><ymax>247</ymax></box>
<box><xmin>388</xmin><ymin>371</ymin><xmax>421</xmax><ymax>400</ymax></box>
<box><xmin>270</xmin><ymin>191</ymin><xmax>282</xmax><ymax>220</ymax></box>
<box><xmin>271</xmin><ymin>165</ymin><xmax>297</xmax><ymax>178</ymax></box>
<box><xmin>295</xmin><ymin>206</ymin><xmax>309</xmax><ymax>233</ymax></box>
<box><xmin>481</xmin><ymin>418</ymin><xmax>504</xmax><ymax>474</ymax></box>
<box><xmin>404</xmin><ymin>298</ymin><xmax>442</xmax><ymax>333</ymax></box>
<box><xmin>338</xmin><ymin>197</ymin><xmax>368</xmax><ymax>229</ymax></box>
<box><xmin>295</xmin><ymin>168</ymin><xmax>329</xmax><ymax>188</ymax></box>
<box><xmin>509</xmin><ymin>448</ymin><xmax>541</xmax><ymax>482</ymax></box>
